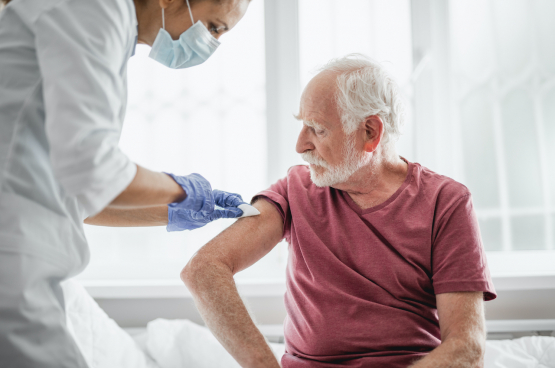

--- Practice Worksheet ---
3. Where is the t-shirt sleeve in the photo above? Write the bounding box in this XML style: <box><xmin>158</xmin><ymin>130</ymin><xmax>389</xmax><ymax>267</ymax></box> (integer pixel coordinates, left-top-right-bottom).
<box><xmin>431</xmin><ymin>193</ymin><xmax>497</xmax><ymax>301</ymax></box>
<box><xmin>34</xmin><ymin>0</ymin><xmax>137</xmax><ymax>217</ymax></box>
<box><xmin>252</xmin><ymin>172</ymin><xmax>291</xmax><ymax>242</ymax></box>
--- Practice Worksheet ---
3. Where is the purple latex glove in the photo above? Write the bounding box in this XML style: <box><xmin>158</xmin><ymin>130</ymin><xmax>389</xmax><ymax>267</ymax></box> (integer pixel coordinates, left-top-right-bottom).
<box><xmin>165</xmin><ymin>180</ymin><xmax>247</xmax><ymax>231</ymax></box>
<box><xmin>166</xmin><ymin>172</ymin><xmax>214</xmax><ymax>212</ymax></box>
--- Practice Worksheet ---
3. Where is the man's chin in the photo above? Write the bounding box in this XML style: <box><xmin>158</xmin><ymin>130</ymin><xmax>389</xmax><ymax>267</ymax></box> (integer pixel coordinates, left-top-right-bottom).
<box><xmin>308</xmin><ymin>167</ymin><xmax>339</xmax><ymax>188</ymax></box>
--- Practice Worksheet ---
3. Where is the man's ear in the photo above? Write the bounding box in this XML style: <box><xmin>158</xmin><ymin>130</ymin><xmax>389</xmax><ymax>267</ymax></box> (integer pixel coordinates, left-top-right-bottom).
<box><xmin>362</xmin><ymin>115</ymin><xmax>384</xmax><ymax>153</ymax></box>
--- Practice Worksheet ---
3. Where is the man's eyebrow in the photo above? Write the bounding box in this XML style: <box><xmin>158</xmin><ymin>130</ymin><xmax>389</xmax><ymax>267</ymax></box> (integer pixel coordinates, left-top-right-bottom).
<box><xmin>216</xmin><ymin>18</ymin><xmax>229</xmax><ymax>31</ymax></box>
<box><xmin>303</xmin><ymin>119</ymin><xmax>326</xmax><ymax>130</ymax></box>
<box><xmin>293</xmin><ymin>113</ymin><xmax>325</xmax><ymax>130</ymax></box>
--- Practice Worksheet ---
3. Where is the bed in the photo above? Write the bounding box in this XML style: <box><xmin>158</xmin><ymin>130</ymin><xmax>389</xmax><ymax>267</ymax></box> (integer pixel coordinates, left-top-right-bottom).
<box><xmin>61</xmin><ymin>279</ymin><xmax>555</xmax><ymax>368</ymax></box>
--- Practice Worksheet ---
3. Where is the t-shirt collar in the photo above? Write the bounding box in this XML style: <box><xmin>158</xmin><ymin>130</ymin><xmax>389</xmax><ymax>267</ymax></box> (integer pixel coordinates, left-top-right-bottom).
<box><xmin>340</xmin><ymin>157</ymin><xmax>414</xmax><ymax>215</ymax></box>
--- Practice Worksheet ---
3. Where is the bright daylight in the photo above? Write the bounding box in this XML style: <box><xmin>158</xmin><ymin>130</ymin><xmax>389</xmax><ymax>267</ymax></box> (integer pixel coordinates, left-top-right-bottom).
<box><xmin>0</xmin><ymin>0</ymin><xmax>554</xmax><ymax>367</ymax></box>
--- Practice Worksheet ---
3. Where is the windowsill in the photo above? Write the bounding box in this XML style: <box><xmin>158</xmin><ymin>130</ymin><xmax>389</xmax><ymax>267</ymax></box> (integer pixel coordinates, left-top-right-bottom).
<box><xmin>80</xmin><ymin>274</ymin><xmax>555</xmax><ymax>299</ymax></box>
<box><xmin>81</xmin><ymin>278</ymin><xmax>287</xmax><ymax>299</ymax></box>
<box><xmin>79</xmin><ymin>251</ymin><xmax>555</xmax><ymax>299</ymax></box>
<box><xmin>485</xmin><ymin>250</ymin><xmax>555</xmax><ymax>277</ymax></box>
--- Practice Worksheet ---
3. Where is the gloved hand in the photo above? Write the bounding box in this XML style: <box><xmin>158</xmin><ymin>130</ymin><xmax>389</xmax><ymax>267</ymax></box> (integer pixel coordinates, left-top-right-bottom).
<box><xmin>167</xmin><ymin>204</ymin><xmax>243</xmax><ymax>231</ymax></box>
<box><xmin>213</xmin><ymin>189</ymin><xmax>249</xmax><ymax>209</ymax></box>
<box><xmin>166</xmin><ymin>183</ymin><xmax>248</xmax><ymax>231</ymax></box>
<box><xmin>166</xmin><ymin>173</ymin><xmax>214</xmax><ymax>212</ymax></box>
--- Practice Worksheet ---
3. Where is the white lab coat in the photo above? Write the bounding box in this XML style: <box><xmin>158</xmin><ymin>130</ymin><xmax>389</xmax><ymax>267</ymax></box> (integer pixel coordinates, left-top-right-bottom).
<box><xmin>0</xmin><ymin>0</ymin><xmax>138</xmax><ymax>366</ymax></box>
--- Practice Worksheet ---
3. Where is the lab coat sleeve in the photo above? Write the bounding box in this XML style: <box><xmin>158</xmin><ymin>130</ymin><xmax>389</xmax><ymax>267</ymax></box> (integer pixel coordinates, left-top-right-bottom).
<box><xmin>34</xmin><ymin>0</ymin><xmax>137</xmax><ymax>217</ymax></box>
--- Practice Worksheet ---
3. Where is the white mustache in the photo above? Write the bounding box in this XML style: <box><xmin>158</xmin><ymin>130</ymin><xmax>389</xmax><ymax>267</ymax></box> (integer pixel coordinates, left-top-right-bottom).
<box><xmin>300</xmin><ymin>151</ymin><xmax>330</xmax><ymax>169</ymax></box>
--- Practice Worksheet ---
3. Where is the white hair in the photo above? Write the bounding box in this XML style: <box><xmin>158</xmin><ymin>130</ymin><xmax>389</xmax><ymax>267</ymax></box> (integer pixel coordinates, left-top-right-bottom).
<box><xmin>319</xmin><ymin>54</ymin><xmax>405</xmax><ymax>147</ymax></box>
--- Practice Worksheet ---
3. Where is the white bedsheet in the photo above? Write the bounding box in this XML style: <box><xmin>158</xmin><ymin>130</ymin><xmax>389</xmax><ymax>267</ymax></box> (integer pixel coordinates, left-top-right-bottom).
<box><xmin>143</xmin><ymin>318</ymin><xmax>284</xmax><ymax>368</ymax></box>
<box><xmin>62</xmin><ymin>279</ymin><xmax>555</xmax><ymax>368</ymax></box>
<box><xmin>62</xmin><ymin>280</ymin><xmax>158</xmax><ymax>368</ymax></box>
<box><xmin>486</xmin><ymin>337</ymin><xmax>555</xmax><ymax>368</ymax></box>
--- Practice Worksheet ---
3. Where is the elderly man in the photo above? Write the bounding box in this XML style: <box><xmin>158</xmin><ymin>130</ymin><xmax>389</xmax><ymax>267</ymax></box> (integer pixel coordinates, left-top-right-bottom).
<box><xmin>182</xmin><ymin>55</ymin><xmax>496</xmax><ymax>368</ymax></box>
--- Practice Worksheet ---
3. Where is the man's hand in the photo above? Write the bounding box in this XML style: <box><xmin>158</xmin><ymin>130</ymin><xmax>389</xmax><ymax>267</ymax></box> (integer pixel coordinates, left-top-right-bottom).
<box><xmin>181</xmin><ymin>198</ymin><xmax>283</xmax><ymax>368</ymax></box>
<box><xmin>409</xmin><ymin>292</ymin><xmax>486</xmax><ymax>368</ymax></box>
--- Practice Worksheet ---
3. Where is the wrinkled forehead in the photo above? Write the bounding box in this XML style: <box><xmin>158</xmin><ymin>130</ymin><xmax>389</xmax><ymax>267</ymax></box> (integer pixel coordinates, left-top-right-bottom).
<box><xmin>299</xmin><ymin>71</ymin><xmax>342</xmax><ymax>127</ymax></box>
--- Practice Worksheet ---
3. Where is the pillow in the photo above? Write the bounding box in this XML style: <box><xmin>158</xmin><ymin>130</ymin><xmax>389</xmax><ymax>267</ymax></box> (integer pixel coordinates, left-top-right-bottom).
<box><xmin>485</xmin><ymin>336</ymin><xmax>555</xmax><ymax>368</ymax></box>
<box><xmin>61</xmin><ymin>281</ymin><xmax>555</xmax><ymax>368</ymax></box>
<box><xmin>145</xmin><ymin>318</ymin><xmax>283</xmax><ymax>368</ymax></box>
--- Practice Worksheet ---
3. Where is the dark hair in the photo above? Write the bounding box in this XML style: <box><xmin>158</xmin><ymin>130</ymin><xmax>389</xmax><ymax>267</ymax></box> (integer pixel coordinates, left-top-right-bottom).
<box><xmin>0</xmin><ymin>0</ymin><xmax>246</xmax><ymax>8</ymax></box>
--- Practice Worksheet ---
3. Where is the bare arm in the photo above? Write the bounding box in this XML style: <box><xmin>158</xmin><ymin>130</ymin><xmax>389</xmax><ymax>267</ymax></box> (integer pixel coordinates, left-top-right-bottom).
<box><xmin>109</xmin><ymin>165</ymin><xmax>186</xmax><ymax>208</ymax></box>
<box><xmin>84</xmin><ymin>165</ymin><xmax>182</xmax><ymax>227</ymax></box>
<box><xmin>181</xmin><ymin>198</ymin><xmax>284</xmax><ymax>368</ymax></box>
<box><xmin>84</xmin><ymin>205</ymin><xmax>168</xmax><ymax>226</ymax></box>
<box><xmin>84</xmin><ymin>165</ymin><xmax>183</xmax><ymax>225</ymax></box>
<box><xmin>410</xmin><ymin>292</ymin><xmax>486</xmax><ymax>368</ymax></box>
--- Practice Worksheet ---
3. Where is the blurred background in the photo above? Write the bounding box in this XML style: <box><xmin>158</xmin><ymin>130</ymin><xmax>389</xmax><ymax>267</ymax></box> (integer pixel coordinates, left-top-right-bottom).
<box><xmin>78</xmin><ymin>0</ymin><xmax>555</xmax><ymax>324</ymax></box>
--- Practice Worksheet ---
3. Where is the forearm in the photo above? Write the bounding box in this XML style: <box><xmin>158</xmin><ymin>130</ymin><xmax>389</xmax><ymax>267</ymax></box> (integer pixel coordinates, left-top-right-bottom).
<box><xmin>84</xmin><ymin>205</ymin><xmax>168</xmax><ymax>226</ymax></box>
<box><xmin>410</xmin><ymin>337</ymin><xmax>484</xmax><ymax>368</ymax></box>
<box><xmin>182</xmin><ymin>258</ymin><xmax>280</xmax><ymax>368</ymax></box>
<box><xmin>110</xmin><ymin>165</ymin><xmax>185</xmax><ymax>208</ymax></box>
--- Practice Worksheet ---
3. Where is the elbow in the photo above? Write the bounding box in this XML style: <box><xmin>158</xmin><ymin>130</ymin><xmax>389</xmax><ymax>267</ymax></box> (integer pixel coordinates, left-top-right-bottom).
<box><xmin>471</xmin><ymin>338</ymin><xmax>486</xmax><ymax>367</ymax></box>
<box><xmin>180</xmin><ymin>252</ymin><xmax>233</xmax><ymax>294</ymax></box>
<box><xmin>180</xmin><ymin>253</ymin><xmax>204</xmax><ymax>291</ymax></box>
<box><xmin>466</xmin><ymin>343</ymin><xmax>484</xmax><ymax>368</ymax></box>
<box><xmin>457</xmin><ymin>335</ymin><xmax>486</xmax><ymax>367</ymax></box>
<box><xmin>470</xmin><ymin>326</ymin><xmax>487</xmax><ymax>366</ymax></box>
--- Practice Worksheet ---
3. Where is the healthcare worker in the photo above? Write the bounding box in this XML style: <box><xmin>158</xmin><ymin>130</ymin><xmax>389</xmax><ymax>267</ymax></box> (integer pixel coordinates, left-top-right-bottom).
<box><xmin>0</xmin><ymin>0</ymin><xmax>251</xmax><ymax>366</ymax></box>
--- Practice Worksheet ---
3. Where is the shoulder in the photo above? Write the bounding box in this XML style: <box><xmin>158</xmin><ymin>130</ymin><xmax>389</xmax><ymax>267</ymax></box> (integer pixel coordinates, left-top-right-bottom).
<box><xmin>413</xmin><ymin>162</ymin><xmax>470</xmax><ymax>199</ymax></box>
<box><xmin>268</xmin><ymin>164</ymin><xmax>311</xmax><ymax>192</ymax></box>
<box><xmin>286</xmin><ymin>164</ymin><xmax>326</xmax><ymax>192</ymax></box>
<box><xmin>411</xmin><ymin>163</ymin><xmax>473</xmax><ymax>218</ymax></box>
<box><xmin>20</xmin><ymin>0</ymin><xmax>135</xmax><ymax>33</ymax></box>
<box><xmin>286</xmin><ymin>165</ymin><xmax>310</xmax><ymax>181</ymax></box>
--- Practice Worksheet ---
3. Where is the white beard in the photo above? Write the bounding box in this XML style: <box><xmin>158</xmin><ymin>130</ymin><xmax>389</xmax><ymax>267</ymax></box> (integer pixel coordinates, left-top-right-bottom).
<box><xmin>301</xmin><ymin>134</ymin><xmax>372</xmax><ymax>187</ymax></box>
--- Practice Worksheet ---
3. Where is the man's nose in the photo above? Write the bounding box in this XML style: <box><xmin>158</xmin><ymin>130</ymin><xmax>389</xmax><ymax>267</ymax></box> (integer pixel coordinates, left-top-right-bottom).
<box><xmin>296</xmin><ymin>125</ymin><xmax>314</xmax><ymax>154</ymax></box>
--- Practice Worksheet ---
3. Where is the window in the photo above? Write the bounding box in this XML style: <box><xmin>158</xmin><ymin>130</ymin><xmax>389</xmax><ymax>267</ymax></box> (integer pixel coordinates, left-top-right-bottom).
<box><xmin>298</xmin><ymin>0</ymin><xmax>413</xmax><ymax>156</ymax></box>
<box><xmin>77</xmin><ymin>0</ymin><xmax>286</xmax><ymax>282</ymax></box>
<box><xmin>411</xmin><ymin>0</ymin><xmax>555</xmax><ymax>275</ymax></box>
<box><xmin>452</xmin><ymin>0</ymin><xmax>555</xmax><ymax>253</ymax></box>
<box><xmin>79</xmin><ymin>0</ymin><xmax>555</xmax><ymax>289</ymax></box>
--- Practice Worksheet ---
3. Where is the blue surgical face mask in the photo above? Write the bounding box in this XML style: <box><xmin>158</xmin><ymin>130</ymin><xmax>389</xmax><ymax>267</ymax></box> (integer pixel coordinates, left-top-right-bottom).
<box><xmin>148</xmin><ymin>0</ymin><xmax>220</xmax><ymax>69</ymax></box>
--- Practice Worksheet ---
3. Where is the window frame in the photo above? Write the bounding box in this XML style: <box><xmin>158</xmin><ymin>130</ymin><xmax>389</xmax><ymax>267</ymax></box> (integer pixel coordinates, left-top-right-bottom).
<box><xmin>82</xmin><ymin>274</ymin><xmax>555</xmax><ymax>299</ymax></box>
<box><xmin>411</xmin><ymin>0</ymin><xmax>555</xmax><ymax>256</ymax></box>
<box><xmin>264</xmin><ymin>0</ymin><xmax>302</xmax><ymax>186</ymax></box>
<box><xmin>82</xmin><ymin>0</ymin><xmax>555</xmax><ymax>299</ymax></box>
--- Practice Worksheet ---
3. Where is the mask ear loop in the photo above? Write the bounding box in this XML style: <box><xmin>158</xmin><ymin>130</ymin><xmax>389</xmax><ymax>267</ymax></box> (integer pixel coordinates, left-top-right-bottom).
<box><xmin>162</xmin><ymin>8</ymin><xmax>165</xmax><ymax>30</ymax></box>
<box><xmin>185</xmin><ymin>0</ymin><xmax>195</xmax><ymax>24</ymax></box>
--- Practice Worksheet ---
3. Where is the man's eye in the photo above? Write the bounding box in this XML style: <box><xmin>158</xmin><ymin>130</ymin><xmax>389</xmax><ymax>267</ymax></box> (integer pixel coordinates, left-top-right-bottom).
<box><xmin>316</xmin><ymin>130</ymin><xmax>325</xmax><ymax>135</ymax></box>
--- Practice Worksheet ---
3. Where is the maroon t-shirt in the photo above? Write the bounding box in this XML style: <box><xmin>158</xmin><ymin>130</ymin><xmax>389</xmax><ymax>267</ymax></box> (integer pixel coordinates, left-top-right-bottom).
<box><xmin>255</xmin><ymin>162</ymin><xmax>496</xmax><ymax>368</ymax></box>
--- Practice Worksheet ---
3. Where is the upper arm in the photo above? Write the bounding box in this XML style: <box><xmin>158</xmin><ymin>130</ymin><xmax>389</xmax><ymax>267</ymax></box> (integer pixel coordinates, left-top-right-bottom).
<box><xmin>432</xmin><ymin>192</ymin><xmax>496</xmax><ymax>301</ymax></box>
<box><xmin>436</xmin><ymin>292</ymin><xmax>486</xmax><ymax>343</ymax></box>
<box><xmin>186</xmin><ymin>198</ymin><xmax>285</xmax><ymax>275</ymax></box>
<box><xmin>35</xmin><ymin>1</ymin><xmax>136</xmax><ymax>215</ymax></box>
